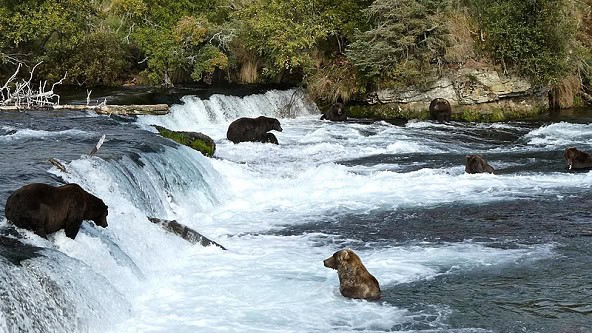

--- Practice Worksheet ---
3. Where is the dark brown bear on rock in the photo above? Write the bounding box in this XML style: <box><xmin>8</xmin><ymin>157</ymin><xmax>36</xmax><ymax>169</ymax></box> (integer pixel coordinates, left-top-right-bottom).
<box><xmin>323</xmin><ymin>248</ymin><xmax>381</xmax><ymax>300</ymax></box>
<box><xmin>5</xmin><ymin>183</ymin><xmax>108</xmax><ymax>239</ymax></box>
<box><xmin>465</xmin><ymin>154</ymin><xmax>495</xmax><ymax>174</ymax></box>
<box><xmin>564</xmin><ymin>147</ymin><xmax>592</xmax><ymax>170</ymax></box>
<box><xmin>429</xmin><ymin>98</ymin><xmax>452</xmax><ymax>122</ymax></box>
<box><xmin>226</xmin><ymin>116</ymin><xmax>283</xmax><ymax>144</ymax></box>
<box><xmin>320</xmin><ymin>99</ymin><xmax>347</xmax><ymax>121</ymax></box>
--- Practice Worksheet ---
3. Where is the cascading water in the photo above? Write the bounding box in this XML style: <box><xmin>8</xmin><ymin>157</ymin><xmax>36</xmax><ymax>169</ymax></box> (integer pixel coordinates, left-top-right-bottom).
<box><xmin>0</xmin><ymin>89</ymin><xmax>591</xmax><ymax>333</ymax></box>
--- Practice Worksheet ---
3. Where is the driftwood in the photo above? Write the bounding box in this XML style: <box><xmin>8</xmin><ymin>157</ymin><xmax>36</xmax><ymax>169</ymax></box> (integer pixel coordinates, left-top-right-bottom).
<box><xmin>0</xmin><ymin>62</ymin><xmax>65</xmax><ymax>108</ymax></box>
<box><xmin>48</xmin><ymin>158</ymin><xmax>67</xmax><ymax>172</ymax></box>
<box><xmin>48</xmin><ymin>135</ymin><xmax>106</xmax><ymax>172</ymax></box>
<box><xmin>148</xmin><ymin>217</ymin><xmax>227</xmax><ymax>250</ymax></box>
<box><xmin>88</xmin><ymin>134</ymin><xmax>106</xmax><ymax>157</ymax></box>
<box><xmin>0</xmin><ymin>104</ymin><xmax>169</xmax><ymax>115</ymax></box>
<box><xmin>52</xmin><ymin>104</ymin><xmax>170</xmax><ymax>115</ymax></box>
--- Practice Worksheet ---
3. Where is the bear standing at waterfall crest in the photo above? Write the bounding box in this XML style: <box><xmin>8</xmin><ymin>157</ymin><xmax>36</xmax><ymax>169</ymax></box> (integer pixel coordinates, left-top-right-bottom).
<box><xmin>226</xmin><ymin>116</ymin><xmax>283</xmax><ymax>144</ymax></box>
<box><xmin>5</xmin><ymin>183</ymin><xmax>108</xmax><ymax>239</ymax></box>
<box><xmin>323</xmin><ymin>248</ymin><xmax>381</xmax><ymax>300</ymax></box>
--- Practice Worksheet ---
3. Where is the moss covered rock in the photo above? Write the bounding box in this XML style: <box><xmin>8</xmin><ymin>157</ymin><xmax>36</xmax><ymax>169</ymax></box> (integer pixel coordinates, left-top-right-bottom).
<box><xmin>348</xmin><ymin>96</ymin><xmax>546</xmax><ymax>122</ymax></box>
<box><xmin>155</xmin><ymin>125</ymin><xmax>216</xmax><ymax>157</ymax></box>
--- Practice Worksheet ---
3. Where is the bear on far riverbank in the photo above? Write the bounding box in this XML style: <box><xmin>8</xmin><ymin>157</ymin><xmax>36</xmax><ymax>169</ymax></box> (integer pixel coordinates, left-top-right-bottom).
<box><xmin>323</xmin><ymin>248</ymin><xmax>381</xmax><ymax>300</ymax></box>
<box><xmin>429</xmin><ymin>98</ymin><xmax>452</xmax><ymax>122</ymax></box>
<box><xmin>226</xmin><ymin>116</ymin><xmax>283</xmax><ymax>144</ymax></box>
<box><xmin>320</xmin><ymin>99</ymin><xmax>347</xmax><ymax>121</ymax></box>
<box><xmin>5</xmin><ymin>183</ymin><xmax>108</xmax><ymax>239</ymax></box>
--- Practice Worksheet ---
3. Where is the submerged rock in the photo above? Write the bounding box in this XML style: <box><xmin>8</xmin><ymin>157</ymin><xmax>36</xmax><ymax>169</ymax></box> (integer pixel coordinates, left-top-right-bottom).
<box><xmin>148</xmin><ymin>217</ymin><xmax>226</xmax><ymax>250</ymax></box>
<box><xmin>154</xmin><ymin>126</ymin><xmax>216</xmax><ymax>157</ymax></box>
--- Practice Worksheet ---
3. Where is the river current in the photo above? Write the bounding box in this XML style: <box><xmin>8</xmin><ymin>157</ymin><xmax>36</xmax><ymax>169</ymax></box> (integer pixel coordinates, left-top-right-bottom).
<box><xmin>0</xmin><ymin>88</ymin><xmax>590</xmax><ymax>332</ymax></box>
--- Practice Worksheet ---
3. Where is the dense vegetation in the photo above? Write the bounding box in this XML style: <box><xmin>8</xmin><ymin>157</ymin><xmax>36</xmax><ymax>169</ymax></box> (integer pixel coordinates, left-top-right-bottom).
<box><xmin>1</xmin><ymin>0</ymin><xmax>591</xmax><ymax>106</ymax></box>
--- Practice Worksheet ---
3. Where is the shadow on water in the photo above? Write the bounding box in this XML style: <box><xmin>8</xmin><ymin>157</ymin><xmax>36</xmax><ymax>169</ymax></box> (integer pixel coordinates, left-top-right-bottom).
<box><xmin>0</xmin><ymin>227</ymin><xmax>44</xmax><ymax>266</ymax></box>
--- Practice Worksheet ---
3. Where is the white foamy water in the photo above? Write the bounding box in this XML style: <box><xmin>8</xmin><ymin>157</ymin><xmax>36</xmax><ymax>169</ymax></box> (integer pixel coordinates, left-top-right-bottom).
<box><xmin>5</xmin><ymin>91</ymin><xmax>591</xmax><ymax>332</ymax></box>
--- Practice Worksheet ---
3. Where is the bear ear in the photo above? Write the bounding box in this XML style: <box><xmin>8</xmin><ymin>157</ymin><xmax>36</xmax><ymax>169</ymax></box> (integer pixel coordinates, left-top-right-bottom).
<box><xmin>339</xmin><ymin>249</ymin><xmax>350</xmax><ymax>260</ymax></box>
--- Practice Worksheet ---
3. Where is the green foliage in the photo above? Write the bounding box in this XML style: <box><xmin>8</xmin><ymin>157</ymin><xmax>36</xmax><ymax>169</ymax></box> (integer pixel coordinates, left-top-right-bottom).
<box><xmin>0</xmin><ymin>0</ymin><xmax>589</xmax><ymax>99</ymax></box>
<box><xmin>232</xmin><ymin>0</ymin><xmax>371</xmax><ymax>82</ymax></box>
<box><xmin>112</xmin><ymin>0</ymin><xmax>232</xmax><ymax>86</ymax></box>
<box><xmin>347</xmin><ymin>0</ymin><xmax>451</xmax><ymax>89</ymax></box>
<box><xmin>468</xmin><ymin>0</ymin><xmax>577</xmax><ymax>86</ymax></box>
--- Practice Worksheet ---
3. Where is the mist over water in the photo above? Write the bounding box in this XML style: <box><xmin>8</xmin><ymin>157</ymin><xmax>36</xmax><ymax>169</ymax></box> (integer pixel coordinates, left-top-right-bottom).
<box><xmin>0</xmin><ymin>90</ymin><xmax>591</xmax><ymax>332</ymax></box>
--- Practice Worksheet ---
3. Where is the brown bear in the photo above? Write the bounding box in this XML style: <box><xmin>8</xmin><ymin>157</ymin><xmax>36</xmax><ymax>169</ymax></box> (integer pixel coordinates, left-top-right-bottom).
<box><xmin>226</xmin><ymin>116</ymin><xmax>283</xmax><ymax>144</ymax></box>
<box><xmin>465</xmin><ymin>154</ymin><xmax>495</xmax><ymax>174</ymax></box>
<box><xmin>323</xmin><ymin>248</ymin><xmax>381</xmax><ymax>300</ymax></box>
<box><xmin>429</xmin><ymin>98</ymin><xmax>452</xmax><ymax>123</ymax></box>
<box><xmin>259</xmin><ymin>132</ymin><xmax>278</xmax><ymax>145</ymax></box>
<box><xmin>5</xmin><ymin>183</ymin><xmax>108</xmax><ymax>239</ymax></box>
<box><xmin>320</xmin><ymin>100</ymin><xmax>347</xmax><ymax>121</ymax></box>
<box><xmin>564</xmin><ymin>147</ymin><xmax>592</xmax><ymax>170</ymax></box>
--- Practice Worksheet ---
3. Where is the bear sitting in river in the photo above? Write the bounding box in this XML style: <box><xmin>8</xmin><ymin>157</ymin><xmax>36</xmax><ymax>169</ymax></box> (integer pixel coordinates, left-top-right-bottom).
<box><xmin>320</xmin><ymin>100</ymin><xmax>347</xmax><ymax>121</ymax></box>
<box><xmin>5</xmin><ymin>183</ymin><xmax>108</xmax><ymax>239</ymax></box>
<box><xmin>429</xmin><ymin>98</ymin><xmax>452</xmax><ymax>122</ymax></box>
<box><xmin>226</xmin><ymin>116</ymin><xmax>283</xmax><ymax>144</ymax></box>
<box><xmin>564</xmin><ymin>147</ymin><xmax>592</xmax><ymax>170</ymax></box>
<box><xmin>323</xmin><ymin>248</ymin><xmax>381</xmax><ymax>300</ymax></box>
<box><xmin>465</xmin><ymin>154</ymin><xmax>495</xmax><ymax>174</ymax></box>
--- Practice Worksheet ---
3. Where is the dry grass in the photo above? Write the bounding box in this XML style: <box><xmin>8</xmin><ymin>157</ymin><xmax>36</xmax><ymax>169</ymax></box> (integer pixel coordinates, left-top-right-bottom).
<box><xmin>239</xmin><ymin>60</ymin><xmax>258</xmax><ymax>83</ymax></box>
<box><xmin>550</xmin><ymin>74</ymin><xmax>582</xmax><ymax>109</ymax></box>
<box><xmin>444</xmin><ymin>8</ymin><xmax>478</xmax><ymax>65</ymax></box>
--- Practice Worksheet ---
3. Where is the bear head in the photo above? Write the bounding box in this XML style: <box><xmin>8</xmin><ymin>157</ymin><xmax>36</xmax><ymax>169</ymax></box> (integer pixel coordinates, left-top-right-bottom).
<box><xmin>564</xmin><ymin>147</ymin><xmax>591</xmax><ymax>169</ymax></box>
<box><xmin>323</xmin><ymin>248</ymin><xmax>359</xmax><ymax>270</ymax></box>
<box><xmin>84</xmin><ymin>194</ymin><xmax>109</xmax><ymax>228</ymax></box>
<box><xmin>430</xmin><ymin>98</ymin><xmax>451</xmax><ymax>112</ymax></box>
<box><xmin>258</xmin><ymin>116</ymin><xmax>283</xmax><ymax>132</ymax></box>
<box><xmin>465</xmin><ymin>154</ymin><xmax>494</xmax><ymax>174</ymax></box>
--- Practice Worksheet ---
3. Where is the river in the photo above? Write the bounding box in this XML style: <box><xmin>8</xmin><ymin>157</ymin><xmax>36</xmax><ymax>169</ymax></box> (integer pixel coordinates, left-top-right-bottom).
<box><xmin>0</xmin><ymin>88</ymin><xmax>590</xmax><ymax>332</ymax></box>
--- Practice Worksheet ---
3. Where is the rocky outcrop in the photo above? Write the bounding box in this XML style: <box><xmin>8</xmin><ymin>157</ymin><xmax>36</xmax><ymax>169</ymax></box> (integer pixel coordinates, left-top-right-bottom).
<box><xmin>356</xmin><ymin>68</ymin><xmax>547</xmax><ymax>121</ymax></box>
<box><xmin>155</xmin><ymin>126</ymin><xmax>216</xmax><ymax>157</ymax></box>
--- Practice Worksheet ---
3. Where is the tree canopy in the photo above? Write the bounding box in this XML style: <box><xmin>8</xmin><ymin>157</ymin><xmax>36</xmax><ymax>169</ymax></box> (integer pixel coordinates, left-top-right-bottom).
<box><xmin>0</xmin><ymin>0</ymin><xmax>590</xmax><ymax>104</ymax></box>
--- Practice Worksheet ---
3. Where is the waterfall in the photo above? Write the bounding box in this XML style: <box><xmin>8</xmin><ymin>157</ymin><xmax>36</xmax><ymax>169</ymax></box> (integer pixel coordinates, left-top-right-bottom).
<box><xmin>1</xmin><ymin>137</ymin><xmax>228</xmax><ymax>332</ymax></box>
<box><xmin>137</xmin><ymin>88</ymin><xmax>319</xmax><ymax>134</ymax></box>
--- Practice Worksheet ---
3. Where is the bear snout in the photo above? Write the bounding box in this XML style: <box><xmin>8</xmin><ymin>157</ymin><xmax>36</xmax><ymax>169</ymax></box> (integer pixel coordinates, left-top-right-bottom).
<box><xmin>95</xmin><ymin>215</ymin><xmax>108</xmax><ymax>228</ymax></box>
<box><xmin>323</xmin><ymin>257</ymin><xmax>337</xmax><ymax>269</ymax></box>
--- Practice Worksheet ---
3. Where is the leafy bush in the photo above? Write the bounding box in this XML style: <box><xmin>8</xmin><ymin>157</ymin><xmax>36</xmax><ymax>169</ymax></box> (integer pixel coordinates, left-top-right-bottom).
<box><xmin>347</xmin><ymin>0</ymin><xmax>451</xmax><ymax>89</ymax></box>
<box><xmin>468</xmin><ymin>0</ymin><xmax>577</xmax><ymax>86</ymax></box>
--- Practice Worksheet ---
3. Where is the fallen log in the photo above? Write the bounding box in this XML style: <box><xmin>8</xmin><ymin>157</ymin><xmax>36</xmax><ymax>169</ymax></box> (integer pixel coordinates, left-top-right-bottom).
<box><xmin>0</xmin><ymin>104</ymin><xmax>170</xmax><ymax>115</ymax></box>
<box><xmin>148</xmin><ymin>217</ymin><xmax>227</xmax><ymax>250</ymax></box>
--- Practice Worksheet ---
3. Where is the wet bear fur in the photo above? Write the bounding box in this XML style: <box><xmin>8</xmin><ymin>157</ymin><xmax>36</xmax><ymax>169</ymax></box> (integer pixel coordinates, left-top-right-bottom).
<box><xmin>465</xmin><ymin>154</ymin><xmax>495</xmax><ymax>174</ymax></box>
<box><xmin>259</xmin><ymin>132</ymin><xmax>279</xmax><ymax>145</ymax></box>
<box><xmin>323</xmin><ymin>248</ymin><xmax>381</xmax><ymax>300</ymax></box>
<box><xmin>226</xmin><ymin>116</ymin><xmax>283</xmax><ymax>144</ymax></box>
<box><xmin>320</xmin><ymin>100</ymin><xmax>347</xmax><ymax>121</ymax></box>
<box><xmin>429</xmin><ymin>98</ymin><xmax>452</xmax><ymax>122</ymax></box>
<box><xmin>5</xmin><ymin>183</ymin><xmax>108</xmax><ymax>239</ymax></box>
<box><xmin>564</xmin><ymin>147</ymin><xmax>592</xmax><ymax>170</ymax></box>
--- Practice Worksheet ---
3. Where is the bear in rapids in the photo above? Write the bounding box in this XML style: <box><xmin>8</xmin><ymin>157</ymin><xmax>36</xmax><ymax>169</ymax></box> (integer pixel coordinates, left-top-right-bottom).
<box><xmin>323</xmin><ymin>248</ymin><xmax>381</xmax><ymax>300</ymax></box>
<box><xmin>5</xmin><ymin>183</ymin><xmax>108</xmax><ymax>239</ymax></box>
<box><xmin>226</xmin><ymin>116</ymin><xmax>283</xmax><ymax>144</ymax></box>
<box><xmin>320</xmin><ymin>99</ymin><xmax>347</xmax><ymax>121</ymax></box>
<box><xmin>564</xmin><ymin>147</ymin><xmax>592</xmax><ymax>170</ymax></box>
<box><xmin>465</xmin><ymin>154</ymin><xmax>495</xmax><ymax>174</ymax></box>
<box><xmin>429</xmin><ymin>98</ymin><xmax>452</xmax><ymax>123</ymax></box>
